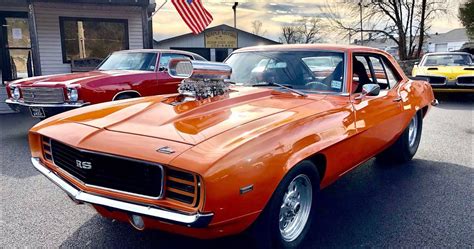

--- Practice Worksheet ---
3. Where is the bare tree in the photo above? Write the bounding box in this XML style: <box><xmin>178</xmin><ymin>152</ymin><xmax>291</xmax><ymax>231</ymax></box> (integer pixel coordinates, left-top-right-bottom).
<box><xmin>296</xmin><ymin>17</ymin><xmax>323</xmax><ymax>44</ymax></box>
<box><xmin>279</xmin><ymin>17</ymin><xmax>323</xmax><ymax>44</ymax></box>
<box><xmin>280</xmin><ymin>26</ymin><xmax>301</xmax><ymax>44</ymax></box>
<box><xmin>251</xmin><ymin>20</ymin><xmax>267</xmax><ymax>36</ymax></box>
<box><xmin>324</xmin><ymin>0</ymin><xmax>450</xmax><ymax>60</ymax></box>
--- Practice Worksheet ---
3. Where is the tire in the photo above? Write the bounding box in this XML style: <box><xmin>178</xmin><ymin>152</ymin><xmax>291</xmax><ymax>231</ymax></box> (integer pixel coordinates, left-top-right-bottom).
<box><xmin>113</xmin><ymin>93</ymin><xmax>135</xmax><ymax>101</ymax></box>
<box><xmin>248</xmin><ymin>160</ymin><xmax>320</xmax><ymax>249</ymax></box>
<box><xmin>377</xmin><ymin>110</ymin><xmax>423</xmax><ymax>163</ymax></box>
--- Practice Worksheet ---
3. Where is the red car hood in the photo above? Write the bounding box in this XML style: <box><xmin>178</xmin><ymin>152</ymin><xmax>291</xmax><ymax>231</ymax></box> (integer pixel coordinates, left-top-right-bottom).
<box><xmin>11</xmin><ymin>70</ymin><xmax>149</xmax><ymax>87</ymax></box>
<box><xmin>59</xmin><ymin>87</ymin><xmax>321</xmax><ymax>145</ymax></box>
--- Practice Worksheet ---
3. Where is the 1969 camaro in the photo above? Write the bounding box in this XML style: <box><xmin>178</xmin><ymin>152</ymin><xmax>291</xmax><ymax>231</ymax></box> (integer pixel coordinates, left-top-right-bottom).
<box><xmin>29</xmin><ymin>44</ymin><xmax>436</xmax><ymax>248</ymax></box>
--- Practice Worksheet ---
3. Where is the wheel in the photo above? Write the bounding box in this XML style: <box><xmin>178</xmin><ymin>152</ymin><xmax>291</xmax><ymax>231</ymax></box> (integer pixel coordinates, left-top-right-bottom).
<box><xmin>248</xmin><ymin>161</ymin><xmax>320</xmax><ymax>249</ymax></box>
<box><xmin>114</xmin><ymin>93</ymin><xmax>135</xmax><ymax>101</ymax></box>
<box><xmin>377</xmin><ymin>110</ymin><xmax>423</xmax><ymax>163</ymax></box>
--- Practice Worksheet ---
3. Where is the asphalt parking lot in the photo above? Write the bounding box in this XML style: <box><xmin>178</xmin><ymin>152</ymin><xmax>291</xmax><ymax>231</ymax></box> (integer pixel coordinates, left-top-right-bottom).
<box><xmin>1</xmin><ymin>93</ymin><xmax>473</xmax><ymax>248</ymax></box>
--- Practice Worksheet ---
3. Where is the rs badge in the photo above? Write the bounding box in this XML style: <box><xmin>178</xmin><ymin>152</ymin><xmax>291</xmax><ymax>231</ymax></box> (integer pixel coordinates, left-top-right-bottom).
<box><xmin>76</xmin><ymin>160</ymin><xmax>92</xmax><ymax>169</ymax></box>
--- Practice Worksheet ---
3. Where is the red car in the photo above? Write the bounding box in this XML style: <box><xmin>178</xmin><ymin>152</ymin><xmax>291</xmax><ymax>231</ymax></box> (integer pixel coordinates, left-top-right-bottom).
<box><xmin>5</xmin><ymin>49</ymin><xmax>206</xmax><ymax>118</ymax></box>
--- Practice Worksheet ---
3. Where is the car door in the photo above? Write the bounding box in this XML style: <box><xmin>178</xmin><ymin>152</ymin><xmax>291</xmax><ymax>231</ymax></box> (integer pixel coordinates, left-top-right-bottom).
<box><xmin>349</xmin><ymin>52</ymin><xmax>407</xmax><ymax>163</ymax></box>
<box><xmin>154</xmin><ymin>53</ymin><xmax>194</xmax><ymax>95</ymax></box>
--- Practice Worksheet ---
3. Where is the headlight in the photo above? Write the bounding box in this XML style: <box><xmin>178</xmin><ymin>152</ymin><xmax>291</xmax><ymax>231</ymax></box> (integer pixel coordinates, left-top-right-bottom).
<box><xmin>11</xmin><ymin>86</ymin><xmax>20</xmax><ymax>100</ymax></box>
<box><xmin>67</xmin><ymin>88</ymin><xmax>79</xmax><ymax>102</ymax></box>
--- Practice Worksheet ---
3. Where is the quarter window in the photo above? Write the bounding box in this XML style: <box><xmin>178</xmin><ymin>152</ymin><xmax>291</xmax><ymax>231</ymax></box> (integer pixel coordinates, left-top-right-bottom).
<box><xmin>352</xmin><ymin>54</ymin><xmax>401</xmax><ymax>92</ymax></box>
<box><xmin>60</xmin><ymin>17</ymin><xmax>129</xmax><ymax>63</ymax></box>
<box><xmin>381</xmin><ymin>59</ymin><xmax>400</xmax><ymax>88</ymax></box>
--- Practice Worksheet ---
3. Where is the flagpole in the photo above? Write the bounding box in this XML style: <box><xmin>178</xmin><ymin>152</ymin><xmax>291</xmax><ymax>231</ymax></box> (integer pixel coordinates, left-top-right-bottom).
<box><xmin>149</xmin><ymin>0</ymin><xmax>168</xmax><ymax>20</ymax></box>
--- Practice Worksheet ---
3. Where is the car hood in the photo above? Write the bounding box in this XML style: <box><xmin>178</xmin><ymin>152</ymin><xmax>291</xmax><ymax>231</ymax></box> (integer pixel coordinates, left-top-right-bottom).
<box><xmin>10</xmin><ymin>70</ymin><xmax>150</xmax><ymax>87</ymax></box>
<box><xmin>61</xmin><ymin>87</ymin><xmax>321</xmax><ymax>145</ymax></box>
<box><xmin>415</xmin><ymin>66</ymin><xmax>474</xmax><ymax>80</ymax></box>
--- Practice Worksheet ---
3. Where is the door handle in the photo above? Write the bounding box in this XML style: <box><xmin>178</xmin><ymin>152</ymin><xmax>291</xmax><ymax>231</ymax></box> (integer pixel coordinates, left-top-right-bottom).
<box><xmin>393</xmin><ymin>97</ymin><xmax>402</xmax><ymax>102</ymax></box>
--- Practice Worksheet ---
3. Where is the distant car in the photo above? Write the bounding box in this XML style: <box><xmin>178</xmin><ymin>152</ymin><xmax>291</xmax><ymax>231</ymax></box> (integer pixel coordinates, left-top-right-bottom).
<box><xmin>412</xmin><ymin>52</ymin><xmax>474</xmax><ymax>92</ymax></box>
<box><xmin>5</xmin><ymin>49</ymin><xmax>206</xmax><ymax>118</ymax></box>
<box><xmin>29</xmin><ymin>44</ymin><xmax>437</xmax><ymax>249</ymax></box>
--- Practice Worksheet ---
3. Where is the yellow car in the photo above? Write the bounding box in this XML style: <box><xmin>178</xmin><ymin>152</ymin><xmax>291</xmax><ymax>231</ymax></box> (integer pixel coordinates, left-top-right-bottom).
<box><xmin>412</xmin><ymin>52</ymin><xmax>474</xmax><ymax>92</ymax></box>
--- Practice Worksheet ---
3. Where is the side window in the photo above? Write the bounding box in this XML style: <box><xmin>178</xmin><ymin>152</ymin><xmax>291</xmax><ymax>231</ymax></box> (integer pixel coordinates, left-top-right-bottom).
<box><xmin>369</xmin><ymin>56</ymin><xmax>389</xmax><ymax>88</ymax></box>
<box><xmin>158</xmin><ymin>53</ymin><xmax>193</xmax><ymax>70</ymax></box>
<box><xmin>354</xmin><ymin>56</ymin><xmax>373</xmax><ymax>81</ymax></box>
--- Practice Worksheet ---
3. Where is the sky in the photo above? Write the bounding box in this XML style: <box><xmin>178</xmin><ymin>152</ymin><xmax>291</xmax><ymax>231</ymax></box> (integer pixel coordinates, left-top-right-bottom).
<box><xmin>152</xmin><ymin>0</ymin><xmax>465</xmax><ymax>43</ymax></box>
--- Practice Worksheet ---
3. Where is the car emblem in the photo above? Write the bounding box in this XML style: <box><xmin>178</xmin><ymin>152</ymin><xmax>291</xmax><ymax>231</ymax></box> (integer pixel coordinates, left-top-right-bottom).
<box><xmin>157</xmin><ymin>146</ymin><xmax>175</xmax><ymax>154</ymax></box>
<box><xmin>76</xmin><ymin>160</ymin><xmax>92</xmax><ymax>169</ymax></box>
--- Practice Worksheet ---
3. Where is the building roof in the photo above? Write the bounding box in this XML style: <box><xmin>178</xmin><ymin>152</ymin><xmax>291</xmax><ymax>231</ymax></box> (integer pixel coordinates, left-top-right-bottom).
<box><xmin>428</xmin><ymin>28</ymin><xmax>469</xmax><ymax>44</ymax></box>
<box><xmin>154</xmin><ymin>24</ymin><xmax>279</xmax><ymax>45</ymax></box>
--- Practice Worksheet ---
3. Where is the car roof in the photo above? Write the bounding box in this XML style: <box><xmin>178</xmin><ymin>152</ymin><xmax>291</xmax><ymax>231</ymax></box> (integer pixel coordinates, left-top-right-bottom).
<box><xmin>234</xmin><ymin>44</ymin><xmax>386</xmax><ymax>53</ymax></box>
<box><xmin>423</xmin><ymin>52</ymin><xmax>472</xmax><ymax>56</ymax></box>
<box><xmin>115</xmin><ymin>49</ymin><xmax>200</xmax><ymax>56</ymax></box>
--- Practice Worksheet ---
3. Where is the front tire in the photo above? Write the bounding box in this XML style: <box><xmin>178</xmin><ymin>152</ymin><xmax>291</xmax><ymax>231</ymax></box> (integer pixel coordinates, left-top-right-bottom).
<box><xmin>377</xmin><ymin>111</ymin><xmax>423</xmax><ymax>163</ymax></box>
<box><xmin>249</xmin><ymin>161</ymin><xmax>320</xmax><ymax>249</ymax></box>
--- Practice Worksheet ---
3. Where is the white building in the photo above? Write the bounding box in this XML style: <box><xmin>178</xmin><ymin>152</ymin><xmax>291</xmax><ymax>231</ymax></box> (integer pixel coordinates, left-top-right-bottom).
<box><xmin>427</xmin><ymin>28</ymin><xmax>470</xmax><ymax>53</ymax></box>
<box><xmin>154</xmin><ymin>24</ymin><xmax>280</xmax><ymax>62</ymax></box>
<box><xmin>0</xmin><ymin>0</ymin><xmax>155</xmax><ymax>84</ymax></box>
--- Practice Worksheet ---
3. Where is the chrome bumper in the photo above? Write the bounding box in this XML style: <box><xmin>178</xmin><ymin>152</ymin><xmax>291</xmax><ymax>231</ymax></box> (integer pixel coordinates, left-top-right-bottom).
<box><xmin>31</xmin><ymin>157</ymin><xmax>213</xmax><ymax>228</ymax></box>
<box><xmin>6</xmin><ymin>99</ymin><xmax>88</xmax><ymax>108</ymax></box>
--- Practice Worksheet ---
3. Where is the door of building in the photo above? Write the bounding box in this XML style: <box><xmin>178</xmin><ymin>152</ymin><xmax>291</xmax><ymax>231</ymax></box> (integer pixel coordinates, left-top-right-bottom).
<box><xmin>0</xmin><ymin>12</ymin><xmax>33</xmax><ymax>85</ymax></box>
<box><xmin>215</xmin><ymin>48</ymin><xmax>229</xmax><ymax>62</ymax></box>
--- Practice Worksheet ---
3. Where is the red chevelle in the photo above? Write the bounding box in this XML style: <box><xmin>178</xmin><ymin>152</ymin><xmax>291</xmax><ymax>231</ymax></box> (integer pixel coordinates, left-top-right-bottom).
<box><xmin>5</xmin><ymin>49</ymin><xmax>206</xmax><ymax>118</ymax></box>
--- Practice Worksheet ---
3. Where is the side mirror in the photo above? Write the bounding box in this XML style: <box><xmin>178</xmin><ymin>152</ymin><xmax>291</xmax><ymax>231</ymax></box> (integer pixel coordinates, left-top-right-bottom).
<box><xmin>354</xmin><ymin>84</ymin><xmax>380</xmax><ymax>100</ymax></box>
<box><xmin>414</xmin><ymin>61</ymin><xmax>419</xmax><ymax>65</ymax></box>
<box><xmin>362</xmin><ymin>84</ymin><xmax>380</xmax><ymax>96</ymax></box>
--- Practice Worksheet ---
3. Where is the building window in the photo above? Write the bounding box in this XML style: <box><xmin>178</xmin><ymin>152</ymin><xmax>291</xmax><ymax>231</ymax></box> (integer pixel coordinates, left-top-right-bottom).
<box><xmin>59</xmin><ymin>17</ymin><xmax>129</xmax><ymax>63</ymax></box>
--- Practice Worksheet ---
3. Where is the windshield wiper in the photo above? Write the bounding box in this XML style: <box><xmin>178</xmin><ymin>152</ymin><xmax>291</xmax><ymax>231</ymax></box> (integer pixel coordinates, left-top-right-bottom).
<box><xmin>252</xmin><ymin>82</ymin><xmax>307</xmax><ymax>97</ymax></box>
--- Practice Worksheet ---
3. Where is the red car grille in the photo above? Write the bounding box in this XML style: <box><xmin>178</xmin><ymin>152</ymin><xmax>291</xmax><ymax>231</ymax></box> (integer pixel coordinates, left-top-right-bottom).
<box><xmin>22</xmin><ymin>87</ymin><xmax>65</xmax><ymax>104</ymax></box>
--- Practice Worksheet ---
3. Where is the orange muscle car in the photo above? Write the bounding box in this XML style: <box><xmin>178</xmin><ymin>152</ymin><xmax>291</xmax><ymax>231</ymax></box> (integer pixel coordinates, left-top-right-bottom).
<box><xmin>29</xmin><ymin>44</ymin><xmax>437</xmax><ymax>249</ymax></box>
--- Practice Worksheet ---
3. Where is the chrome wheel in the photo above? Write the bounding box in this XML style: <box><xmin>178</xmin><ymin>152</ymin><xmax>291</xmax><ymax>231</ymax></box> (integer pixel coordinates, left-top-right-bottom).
<box><xmin>279</xmin><ymin>174</ymin><xmax>312</xmax><ymax>242</ymax></box>
<box><xmin>408</xmin><ymin>114</ymin><xmax>418</xmax><ymax>148</ymax></box>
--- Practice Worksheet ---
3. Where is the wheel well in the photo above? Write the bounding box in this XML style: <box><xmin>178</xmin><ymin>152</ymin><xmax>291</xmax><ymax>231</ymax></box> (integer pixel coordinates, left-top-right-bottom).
<box><xmin>305</xmin><ymin>153</ymin><xmax>326</xmax><ymax>181</ymax></box>
<box><xmin>421</xmin><ymin>105</ymin><xmax>429</xmax><ymax>118</ymax></box>
<box><xmin>113</xmin><ymin>91</ymin><xmax>141</xmax><ymax>100</ymax></box>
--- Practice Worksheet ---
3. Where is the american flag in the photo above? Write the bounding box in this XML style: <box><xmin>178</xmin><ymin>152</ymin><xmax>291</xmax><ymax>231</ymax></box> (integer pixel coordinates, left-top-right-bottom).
<box><xmin>171</xmin><ymin>0</ymin><xmax>213</xmax><ymax>34</ymax></box>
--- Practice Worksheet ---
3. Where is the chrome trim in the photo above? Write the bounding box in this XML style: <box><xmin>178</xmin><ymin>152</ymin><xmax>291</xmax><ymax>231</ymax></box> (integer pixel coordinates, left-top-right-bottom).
<box><xmin>112</xmin><ymin>90</ymin><xmax>141</xmax><ymax>101</ymax></box>
<box><xmin>455</xmin><ymin>76</ymin><xmax>474</xmax><ymax>86</ymax></box>
<box><xmin>5</xmin><ymin>99</ymin><xmax>89</xmax><ymax>108</ymax></box>
<box><xmin>48</xmin><ymin>139</ymin><xmax>165</xmax><ymax>200</ymax></box>
<box><xmin>31</xmin><ymin>157</ymin><xmax>213</xmax><ymax>227</ymax></box>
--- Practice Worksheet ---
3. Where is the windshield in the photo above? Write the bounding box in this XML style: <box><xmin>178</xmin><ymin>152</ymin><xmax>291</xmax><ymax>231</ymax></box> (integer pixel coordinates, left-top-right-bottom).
<box><xmin>98</xmin><ymin>52</ymin><xmax>157</xmax><ymax>71</ymax></box>
<box><xmin>422</xmin><ymin>54</ymin><xmax>473</xmax><ymax>66</ymax></box>
<box><xmin>225</xmin><ymin>51</ymin><xmax>345</xmax><ymax>93</ymax></box>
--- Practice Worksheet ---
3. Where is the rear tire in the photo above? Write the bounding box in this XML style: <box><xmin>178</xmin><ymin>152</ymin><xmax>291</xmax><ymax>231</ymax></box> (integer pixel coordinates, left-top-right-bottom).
<box><xmin>248</xmin><ymin>161</ymin><xmax>320</xmax><ymax>249</ymax></box>
<box><xmin>377</xmin><ymin>111</ymin><xmax>423</xmax><ymax>163</ymax></box>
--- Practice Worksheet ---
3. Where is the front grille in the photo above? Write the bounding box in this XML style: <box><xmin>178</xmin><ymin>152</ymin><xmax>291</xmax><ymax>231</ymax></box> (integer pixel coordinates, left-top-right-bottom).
<box><xmin>22</xmin><ymin>87</ymin><xmax>65</xmax><ymax>104</ymax></box>
<box><xmin>165</xmin><ymin>168</ymin><xmax>200</xmax><ymax>206</ymax></box>
<box><xmin>457</xmin><ymin>76</ymin><xmax>474</xmax><ymax>85</ymax></box>
<box><xmin>46</xmin><ymin>138</ymin><xmax>163</xmax><ymax>198</ymax></box>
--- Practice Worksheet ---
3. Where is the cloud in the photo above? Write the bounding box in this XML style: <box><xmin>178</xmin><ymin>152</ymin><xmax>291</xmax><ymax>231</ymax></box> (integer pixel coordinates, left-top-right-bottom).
<box><xmin>152</xmin><ymin>0</ymin><xmax>463</xmax><ymax>43</ymax></box>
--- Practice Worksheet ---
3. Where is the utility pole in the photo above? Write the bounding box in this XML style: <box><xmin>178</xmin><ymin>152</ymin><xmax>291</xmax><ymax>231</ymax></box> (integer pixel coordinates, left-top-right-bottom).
<box><xmin>232</xmin><ymin>2</ymin><xmax>238</xmax><ymax>28</ymax></box>
<box><xmin>359</xmin><ymin>0</ymin><xmax>363</xmax><ymax>45</ymax></box>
